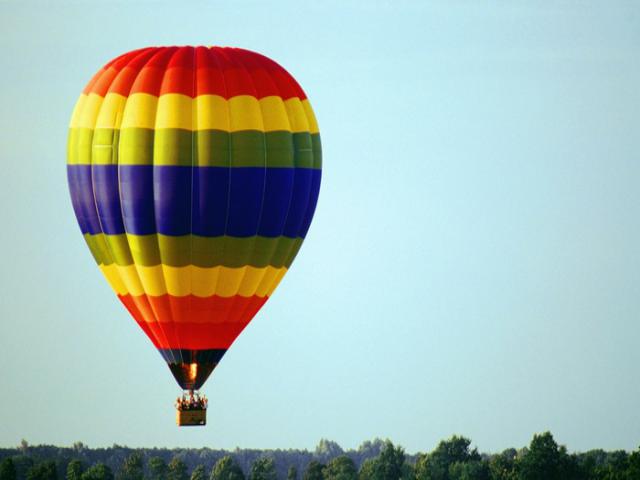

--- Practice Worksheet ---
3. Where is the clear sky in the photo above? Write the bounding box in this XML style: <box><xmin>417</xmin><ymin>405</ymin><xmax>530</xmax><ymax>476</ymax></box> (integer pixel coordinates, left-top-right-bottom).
<box><xmin>1</xmin><ymin>0</ymin><xmax>639</xmax><ymax>454</ymax></box>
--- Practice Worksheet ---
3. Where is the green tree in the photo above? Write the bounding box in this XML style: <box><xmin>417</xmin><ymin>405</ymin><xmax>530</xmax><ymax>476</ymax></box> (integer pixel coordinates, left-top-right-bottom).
<box><xmin>416</xmin><ymin>436</ymin><xmax>479</xmax><ymax>480</ymax></box>
<box><xmin>26</xmin><ymin>462</ymin><xmax>57</xmax><ymax>480</ymax></box>
<box><xmin>626</xmin><ymin>446</ymin><xmax>640</xmax><ymax>479</ymax></box>
<box><xmin>0</xmin><ymin>458</ymin><xmax>17</xmax><ymax>480</ymax></box>
<box><xmin>488</xmin><ymin>450</ymin><xmax>517</xmax><ymax>480</ymax></box>
<box><xmin>517</xmin><ymin>432</ymin><xmax>579</xmax><ymax>480</ymax></box>
<box><xmin>81</xmin><ymin>465</ymin><xmax>113</xmax><ymax>480</ymax></box>
<box><xmin>358</xmin><ymin>442</ymin><xmax>405</xmax><ymax>480</ymax></box>
<box><xmin>167</xmin><ymin>459</ymin><xmax>188</xmax><ymax>480</ymax></box>
<box><xmin>400</xmin><ymin>463</ymin><xmax>414</xmax><ymax>480</ymax></box>
<box><xmin>358</xmin><ymin>460</ymin><xmax>376</xmax><ymax>480</ymax></box>
<box><xmin>249</xmin><ymin>459</ymin><xmax>276</xmax><ymax>480</ymax></box>
<box><xmin>11</xmin><ymin>456</ymin><xmax>34</xmax><ymax>480</ymax></box>
<box><xmin>375</xmin><ymin>441</ymin><xmax>405</xmax><ymax>480</ymax></box>
<box><xmin>211</xmin><ymin>457</ymin><xmax>244</xmax><ymax>480</ymax></box>
<box><xmin>414</xmin><ymin>455</ymin><xmax>429</xmax><ymax>480</ymax></box>
<box><xmin>448</xmin><ymin>461</ymin><xmax>489</xmax><ymax>480</ymax></box>
<box><xmin>118</xmin><ymin>453</ymin><xmax>144</xmax><ymax>480</ymax></box>
<box><xmin>315</xmin><ymin>441</ymin><xmax>345</xmax><ymax>463</ymax></box>
<box><xmin>324</xmin><ymin>456</ymin><xmax>357</xmax><ymax>480</ymax></box>
<box><xmin>66</xmin><ymin>461</ymin><xmax>84</xmax><ymax>480</ymax></box>
<box><xmin>287</xmin><ymin>467</ymin><xmax>297</xmax><ymax>480</ymax></box>
<box><xmin>148</xmin><ymin>458</ymin><xmax>168</xmax><ymax>480</ymax></box>
<box><xmin>577</xmin><ymin>451</ymin><xmax>598</xmax><ymax>479</ymax></box>
<box><xmin>605</xmin><ymin>450</ymin><xmax>629</xmax><ymax>479</ymax></box>
<box><xmin>578</xmin><ymin>449</ymin><xmax>627</xmax><ymax>480</ymax></box>
<box><xmin>303</xmin><ymin>461</ymin><xmax>324</xmax><ymax>480</ymax></box>
<box><xmin>190</xmin><ymin>466</ymin><xmax>206</xmax><ymax>480</ymax></box>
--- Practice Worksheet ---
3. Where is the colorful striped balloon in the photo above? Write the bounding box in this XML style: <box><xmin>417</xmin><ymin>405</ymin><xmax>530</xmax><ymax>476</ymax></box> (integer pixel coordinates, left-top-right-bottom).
<box><xmin>67</xmin><ymin>46</ymin><xmax>321</xmax><ymax>391</ymax></box>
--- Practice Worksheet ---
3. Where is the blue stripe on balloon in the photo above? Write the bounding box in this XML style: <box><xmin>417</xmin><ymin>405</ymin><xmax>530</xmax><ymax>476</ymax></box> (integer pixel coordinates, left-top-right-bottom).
<box><xmin>158</xmin><ymin>349</ymin><xmax>227</xmax><ymax>365</ymax></box>
<box><xmin>67</xmin><ymin>164</ymin><xmax>102</xmax><ymax>235</ymax></box>
<box><xmin>67</xmin><ymin>165</ymin><xmax>321</xmax><ymax>238</ymax></box>
<box><xmin>119</xmin><ymin>164</ymin><xmax>157</xmax><ymax>234</ymax></box>
<box><xmin>92</xmin><ymin>163</ymin><xmax>126</xmax><ymax>235</ymax></box>
<box><xmin>300</xmin><ymin>169</ymin><xmax>322</xmax><ymax>237</ymax></box>
<box><xmin>283</xmin><ymin>167</ymin><xmax>312</xmax><ymax>238</ymax></box>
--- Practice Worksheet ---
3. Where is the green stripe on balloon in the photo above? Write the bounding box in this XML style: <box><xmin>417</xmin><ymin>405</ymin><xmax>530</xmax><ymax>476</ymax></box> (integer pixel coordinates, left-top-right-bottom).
<box><xmin>68</xmin><ymin>128</ymin><xmax>322</xmax><ymax>168</ymax></box>
<box><xmin>84</xmin><ymin>233</ymin><xmax>304</xmax><ymax>269</ymax></box>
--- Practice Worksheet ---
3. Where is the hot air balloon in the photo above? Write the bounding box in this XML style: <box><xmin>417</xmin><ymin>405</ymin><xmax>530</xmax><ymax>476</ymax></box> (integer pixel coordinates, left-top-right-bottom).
<box><xmin>66</xmin><ymin>46</ymin><xmax>321</xmax><ymax>426</ymax></box>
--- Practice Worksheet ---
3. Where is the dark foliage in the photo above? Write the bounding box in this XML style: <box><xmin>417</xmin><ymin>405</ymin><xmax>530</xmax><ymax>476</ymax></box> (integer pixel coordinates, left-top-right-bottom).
<box><xmin>167</xmin><ymin>459</ymin><xmax>188</xmax><ymax>480</ymax></box>
<box><xmin>66</xmin><ymin>460</ymin><xmax>83</xmax><ymax>480</ymax></box>
<box><xmin>1</xmin><ymin>458</ymin><xmax>17</xmax><ymax>480</ymax></box>
<box><xmin>81</xmin><ymin>464</ymin><xmax>113</xmax><ymax>480</ymax></box>
<box><xmin>26</xmin><ymin>462</ymin><xmax>57</xmax><ymax>480</ymax></box>
<box><xmin>302</xmin><ymin>462</ymin><xmax>324</xmax><ymax>480</ymax></box>
<box><xmin>1</xmin><ymin>433</ymin><xmax>639</xmax><ymax>480</ymax></box>
<box><xmin>323</xmin><ymin>456</ymin><xmax>357</xmax><ymax>480</ymax></box>
<box><xmin>248</xmin><ymin>459</ymin><xmax>276</xmax><ymax>480</ymax></box>
<box><xmin>211</xmin><ymin>457</ymin><xmax>244</xmax><ymax>480</ymax></box>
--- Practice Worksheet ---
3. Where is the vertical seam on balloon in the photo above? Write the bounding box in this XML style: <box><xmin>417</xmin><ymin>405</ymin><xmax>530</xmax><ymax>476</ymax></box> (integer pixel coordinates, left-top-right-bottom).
<box><xmin>289</xmin><ymin>100</ymin><xmax>321</xmax><ymax>267</ymax></box>
<box><xmin>266</xmin><ymin>109</ymin><xmax>315</xmax><ymax>293</ymax></box>
<box><xmin>227</xmin><ymin>49</ymin><xmax>268</xmax><ymax>309</ymax></box>
<box><xmin>257</xmin><ymin>61</ymin><xmax>301</xmax><ymax>297</ymax></box>
<box><xmin>208</xmin><ymin>47</ymin><xmax>232</xmax><ymax>301</ymax></box>
<box><xmin>98</xmin><ymin>48</ymin><xmax>170</xmax><ymax>353</ymax></box>
<box><xmin>121</xmin><ymin>48</ymin><xmax>176</xmax><ymax>363</ymax></box>
<box><xmin>216</xmin><ymin>47</ymin><xmax>248</xmax><ymax>329</ymax></box>
<box><xmin>73</xmin><ymin>76</ymin><xmax>113</xmax><ymax>268</ymax></box>
<box><xmin>125</xmin><ymin>55</ymin><xmax>176</xmax><ymax>360</ymax></box>
<box><xmin>299</xmin><ymin>104</ymin><xmax>322</xmax><ymax>239</ymax></box>
<box><xmin>234</xmin><ymin>51</ymin><xmax>291</xmax><ymax>324</ymax></box>
<box><xmin>85</xmin><ymin>58</ymin><xmax>132</xmax><ymax>312</ymax></box>
<box><xmin>153</xmin><ymin>47</ymin><xmax>188</xmax><ymax>365</ymax></box>
<box><xmin>214</xmin><ymin>52</ymin><xmax>264</xmax><ymax>332</ymax></box>
<box><xmin>185</xmin><ymin>46</ymin><xmax>198</xmax><ymax>370</ymax></box>
<box><xmin>79</xmin><ymin>52</ymin><xmax>171</xmax><ymax>357</ymax></box>
<box><xmin>67</xmin><ymin>94</ymin><xmax>94</xmax><ymax>234</ymax></box>
<box><xmin>123</xmin><ymin>49</ymin><xmax>175</xmax><ymax>361</ymax></box>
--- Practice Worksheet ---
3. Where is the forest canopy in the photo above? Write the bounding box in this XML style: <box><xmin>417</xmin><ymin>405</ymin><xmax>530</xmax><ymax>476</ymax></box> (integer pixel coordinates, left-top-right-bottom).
<box><xmin>1</xmin><ymin>432</ymin><xmax>639</xmax><ymax>480</ymax></box>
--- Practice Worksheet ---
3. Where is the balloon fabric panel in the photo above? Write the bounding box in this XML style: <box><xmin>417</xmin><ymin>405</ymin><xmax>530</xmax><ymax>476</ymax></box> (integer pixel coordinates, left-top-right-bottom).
<box><xmin>67</xmin><ymin>46</ymin><xmax>321</xmax><ymax>390</ymax></box>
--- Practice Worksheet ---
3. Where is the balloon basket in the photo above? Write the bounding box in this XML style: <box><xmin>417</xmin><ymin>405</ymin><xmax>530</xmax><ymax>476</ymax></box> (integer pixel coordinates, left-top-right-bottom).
<box><xmin>176</xmin><ymin>408</ymin><xmax>206</xmax><ymax>427</ymax></box>
<box><xmin>175</xmin><ymin>391</ymin><xmax>208</xmax><ymax>427</ymax></box>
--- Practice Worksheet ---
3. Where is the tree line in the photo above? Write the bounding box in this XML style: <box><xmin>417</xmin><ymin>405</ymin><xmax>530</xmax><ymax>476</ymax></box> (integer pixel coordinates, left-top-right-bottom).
<box><xmin>1</xmin><ymin>432</ymin><xmax>639</xmax><ymax>480</ymax></box>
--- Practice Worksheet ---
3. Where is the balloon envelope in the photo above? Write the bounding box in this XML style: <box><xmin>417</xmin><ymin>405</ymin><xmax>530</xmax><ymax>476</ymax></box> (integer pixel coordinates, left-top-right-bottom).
<box><xmin>67</xmin><ymin>46</ymin><xmax>321</xmax><ymax>390</ymax></box>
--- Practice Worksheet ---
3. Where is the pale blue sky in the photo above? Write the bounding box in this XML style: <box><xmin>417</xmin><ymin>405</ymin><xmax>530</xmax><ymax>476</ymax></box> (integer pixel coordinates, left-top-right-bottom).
<box><xmin>0</xmin><ymin>1</ymin><xmax>639</xmax><ymax>453</ymax></box>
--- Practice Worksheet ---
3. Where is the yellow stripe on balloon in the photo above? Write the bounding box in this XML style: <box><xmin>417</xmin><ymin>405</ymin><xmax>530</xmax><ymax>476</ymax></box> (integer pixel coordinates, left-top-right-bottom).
<box><xmin>95</xmin><ymin>93</ymin><xmax>127</xmax><ymax>129</ymax></box>
<box><xmin>259</xmin><ymin>96</ymin><xmax>291</xmax><ymax>131</ymax></box>
<box><xmin>99</xmin><ymin>264</ymin><xmax>129</xmax><ymax>296</ymax></box>
<box><xmin>255</xmin><ymin>266</ymin><xmax>287</xmax><ymax>298</ymax></box>
<box><xmin>156</xmin><ymin>94</ymin><xmax>195</xmax><ymax>130</ymax></box>
<box><xmin>69</xmin><ymin>93</ymin><xmax>104</xmax><ymax>129</ymax></box>
<box><xmin>70</xmin><ymin>93</ymin><xmax>318</xmax><ymax>133</ymax></box>
<box><xmin>227</xmin><ymin>96</ymin><xmax>264</xmax><ymax>131</ymax></box>
<box><xmin>69</xmin><ymin>96</ymin><xmax>86</xmax><ymax>129</ymax></box>
<box><xmin>115</xmin><ymin>264</ymin><xmax>146</xmax><ymax>296</ymax></box>
<box><xmin>302</xmin><ymin>100</ymin><xmax>319</xmax><ymax>134</ymax></box>
<box><xmin>284</xmin><ymin>98</ymin><xmax>310</xmax><ymax>133</ymax></box>
<box><xmin>106</xmin><ymin>264</ymin><xmax>288</xmax><ymax>298</ymax></box>
<box><xmin>121</xmin><ymin>93</ymin><xmax>158</xmax><ymax>130</ymax></box>
<box><xmin>195</xmin><ymin>95</ymin><xmax>230</xmax><ymax>130</ymax></box>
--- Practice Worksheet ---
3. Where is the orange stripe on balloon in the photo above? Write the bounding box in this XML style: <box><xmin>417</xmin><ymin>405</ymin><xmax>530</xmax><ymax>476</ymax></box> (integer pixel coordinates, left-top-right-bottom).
<box><xmin>118</xmin><ymin>294</ymin><xmax>268</xmax><ymax>349</ymax></box>
<box><xmin>147</xmin><ymin>321</ymin><xmax>251</xmax><ymax>350</ymax></box>
<box><xmin>82</xmin><ymin>46</ymin><xmax>307</xmax><ymax>100</ymax></box>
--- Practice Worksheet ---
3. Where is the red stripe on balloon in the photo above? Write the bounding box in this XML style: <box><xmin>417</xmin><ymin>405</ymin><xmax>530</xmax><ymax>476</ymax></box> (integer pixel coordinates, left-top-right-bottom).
<box><xmin>117</xmin><ymin>293</ymin><xmax>269</xmax><ymax>349</ymax></box>
<box><xmin>148</xmin><ymin>321</ymin><xmax>251</xmax><ymax>350</ymax></box>
<box><xmin>82</xmin><ymin>46</ymin><xmax>307</xmax><ymax>100</ymax></box>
